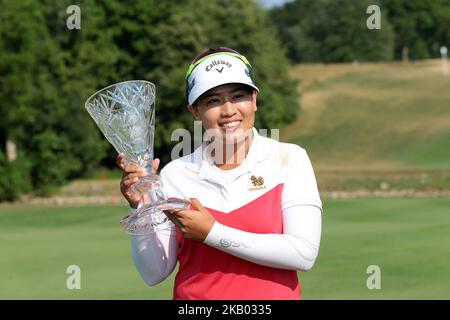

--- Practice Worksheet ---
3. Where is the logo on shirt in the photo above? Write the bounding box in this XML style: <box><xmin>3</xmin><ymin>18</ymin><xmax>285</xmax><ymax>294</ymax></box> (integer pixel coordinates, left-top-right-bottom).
<box><xmin>249</xmin><ymin>175</ymin><xmax>266</xmax><ymax>191</ymax></box>
<box><xmin>219</xmin><ymin>238</ymin><xmax>253</xmax><ymax>248</ymax></box>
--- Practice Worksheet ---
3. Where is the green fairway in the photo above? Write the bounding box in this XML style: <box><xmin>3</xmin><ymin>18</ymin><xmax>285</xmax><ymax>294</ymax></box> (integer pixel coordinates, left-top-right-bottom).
<box><xmin>0</xmin><ymin>205</ymin><xmax>174</xmax><ymax>299</ymax></box>
<box><xmin>1</xmin><ymin>199</ymin><xmax>449</xmax><ymax>299</ymax></box>
<box><xmin>301</xmin><ymin>197</ymin><xmax>450</xmax><ymax>299</ymax></box>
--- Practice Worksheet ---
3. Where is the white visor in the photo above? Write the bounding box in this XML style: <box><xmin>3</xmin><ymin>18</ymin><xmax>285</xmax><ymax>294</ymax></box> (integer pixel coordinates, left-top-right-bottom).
<box><xmin>186</xmin><ymin>54</ymin><xmax>259</xmax><ymax>105</ymax></box>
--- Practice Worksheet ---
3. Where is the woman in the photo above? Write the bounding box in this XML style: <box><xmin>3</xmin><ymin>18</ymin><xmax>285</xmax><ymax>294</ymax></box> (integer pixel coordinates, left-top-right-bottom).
<box><xmin>117</xmin><ymin>47</ymin><xmax>322</xmax><ymax>300</ymax></box>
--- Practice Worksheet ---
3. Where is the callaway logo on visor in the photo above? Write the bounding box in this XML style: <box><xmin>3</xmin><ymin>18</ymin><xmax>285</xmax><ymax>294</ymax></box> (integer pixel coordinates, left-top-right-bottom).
<box><xmin>205</xmin><ymin>60</ymin><xmax>232</xmax><ymax>73</ymax></box>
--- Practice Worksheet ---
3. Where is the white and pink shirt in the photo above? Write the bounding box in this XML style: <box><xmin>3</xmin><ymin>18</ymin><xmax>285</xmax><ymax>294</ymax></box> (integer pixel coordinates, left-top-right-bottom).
<box><xmin>131</xmin><ymin>128</ymin><xmax>322</xmax><ymax>300</ymax></box>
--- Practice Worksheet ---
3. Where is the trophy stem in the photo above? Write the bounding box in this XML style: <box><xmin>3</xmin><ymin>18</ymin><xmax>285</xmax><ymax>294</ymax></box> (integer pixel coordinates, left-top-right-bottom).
<box><xmin>132</xmin><ymin>175</ymin><xmax>165</xmax><ymax>208</ymax></box>
<box><xmin>120</xmin><ymin>175</ymin><xmax>190</xmax><ymax>235</ymax></box>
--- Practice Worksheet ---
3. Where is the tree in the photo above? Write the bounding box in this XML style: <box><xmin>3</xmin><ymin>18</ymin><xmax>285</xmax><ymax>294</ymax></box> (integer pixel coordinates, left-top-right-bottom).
<box><xmin>382</xmin><ymin>0</ymin><xmax>450</xmax><ymax>60</ymax></box>
<box><xmin>0</xmin><ymin>0</ymin><xmax>299</xmax><ymax>200</ymax></box>
<box><xmin>0</xmin><ymin>0</ymin><xmax>76</xmax><ymax>196</ymax></box>
<box><xmin>0</xmin><ymin>0</ymin><xmax>111</xmax><ymax>197</ymax></box>
<box><xmin>270</xmin><ymin>0</ymin><xmax>395</xmax><ymax>62</ymax></box>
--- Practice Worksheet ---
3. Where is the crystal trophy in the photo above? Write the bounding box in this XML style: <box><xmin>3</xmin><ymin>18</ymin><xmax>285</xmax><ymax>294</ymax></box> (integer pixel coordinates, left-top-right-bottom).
<box><xmin>85</xmin><ymin>80</ymin><xmax>189</xmax><ymax>235</ymax></box>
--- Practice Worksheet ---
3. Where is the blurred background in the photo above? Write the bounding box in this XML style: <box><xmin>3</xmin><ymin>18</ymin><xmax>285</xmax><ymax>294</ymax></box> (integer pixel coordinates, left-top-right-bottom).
<box><xmin>0</xmin><ymin>0</ymin><xmax>449</xmax><ymax>299</ymax></box>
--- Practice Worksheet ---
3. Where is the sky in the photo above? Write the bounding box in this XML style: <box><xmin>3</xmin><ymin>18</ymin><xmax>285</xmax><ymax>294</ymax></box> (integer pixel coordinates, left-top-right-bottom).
<box><xmin>257</xmin><ymin>0</ymin><xmax>293</xmax><ymax>9</ymax></box>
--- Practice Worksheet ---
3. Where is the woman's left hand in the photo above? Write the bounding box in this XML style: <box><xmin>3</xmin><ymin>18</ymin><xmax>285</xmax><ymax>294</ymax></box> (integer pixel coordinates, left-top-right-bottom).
<box><xmin>165</xmin><ymin>198</ymin><xmax>216</xmax><ymax>242</ymax></box>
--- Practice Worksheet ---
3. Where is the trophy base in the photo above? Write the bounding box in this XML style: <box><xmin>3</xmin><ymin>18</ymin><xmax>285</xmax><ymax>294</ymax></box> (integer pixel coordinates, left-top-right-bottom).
<box><xmin>120</xmin><ymin>198</ymin><xmax>190</xmax><ymax>235</ymax></box>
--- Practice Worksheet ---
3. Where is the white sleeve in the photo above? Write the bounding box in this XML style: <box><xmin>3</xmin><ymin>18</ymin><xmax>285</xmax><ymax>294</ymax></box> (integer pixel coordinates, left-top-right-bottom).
<box><xmin>130</xmin><ymin>169</ymin><xmax>181</xmax><ymax>286</ymax></box>
<box><xmin>130</xmin><ymin>228</ymin><xmax>178</xmax><ymax>286</ymax></box>
<box><xmin>203</xmin><ymin>204</ymin><xmax>322</xmax><ymax>271</ymax></box>
<box><xmin>130</xmin><ymin>166</ymin><xmax>185</xmax><ymax>286</ymax></box>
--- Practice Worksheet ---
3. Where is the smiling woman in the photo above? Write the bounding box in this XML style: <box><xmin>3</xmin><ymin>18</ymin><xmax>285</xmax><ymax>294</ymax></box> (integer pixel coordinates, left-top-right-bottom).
<box><xmin>189</xmin><ymin>83</ymin><xmax>257</xmax><ymax>166</ymax></box>
<box><xmin>117</xmin><ymin>47</ymin><xmax>323</xmax><ymax>300</ymax></box>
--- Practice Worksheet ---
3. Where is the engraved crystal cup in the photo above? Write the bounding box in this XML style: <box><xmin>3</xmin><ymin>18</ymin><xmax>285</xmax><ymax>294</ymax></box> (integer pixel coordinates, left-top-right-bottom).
<box><xmin>85</xmin><ymin>80</ymin><xmax>189</xmax><ymax>235</ymax></box>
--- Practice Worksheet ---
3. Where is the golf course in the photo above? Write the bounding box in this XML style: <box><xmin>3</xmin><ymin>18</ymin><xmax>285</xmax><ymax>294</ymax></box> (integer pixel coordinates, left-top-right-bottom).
<box><xmin>1</xmin><ymin>60</ymin><xmax>449</xmax><ymax>299</ymax></box>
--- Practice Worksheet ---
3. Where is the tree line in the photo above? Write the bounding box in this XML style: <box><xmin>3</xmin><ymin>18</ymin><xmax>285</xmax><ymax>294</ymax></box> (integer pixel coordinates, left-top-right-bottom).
<box><xmin>0</xmin><ymin>0</ymin><xmax>298</xmax><ymax>201</ymax></box>
<box><xmin>1</xmin><ymin>0</ymin><xmax>449</xmax><ymax>201</ymax></box>
<box><xmin>269</xmin><ymin>0</ymin><xmax>450</xmax><ymax>62</ymax></box>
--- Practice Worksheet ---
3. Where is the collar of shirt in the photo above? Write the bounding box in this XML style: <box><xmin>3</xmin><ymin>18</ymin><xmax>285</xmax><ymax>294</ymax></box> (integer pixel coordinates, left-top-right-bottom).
<box><xmin>184</xmin><ymin>127</ymin><xmax>271</xmax><ymax>184</ymax></box>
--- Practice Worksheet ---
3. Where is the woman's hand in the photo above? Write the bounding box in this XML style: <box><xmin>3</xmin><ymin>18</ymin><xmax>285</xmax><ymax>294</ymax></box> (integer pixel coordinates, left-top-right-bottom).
<box><xmin>117</xmin><ymin>153</ymin><xmax>160</xmax><ymax>209</ymax></box>
<box><xmin>165</xmin><ymin>198</ymin><xmax>216</xmax><ymax>242</ymax></box>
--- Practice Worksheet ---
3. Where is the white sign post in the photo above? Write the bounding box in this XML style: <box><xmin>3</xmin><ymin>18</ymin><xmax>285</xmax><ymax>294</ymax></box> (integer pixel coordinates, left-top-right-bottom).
<box><xmin>440</xmin><ymin>46</ymin><xmax>448</xmax><ymax>76</ymax></box>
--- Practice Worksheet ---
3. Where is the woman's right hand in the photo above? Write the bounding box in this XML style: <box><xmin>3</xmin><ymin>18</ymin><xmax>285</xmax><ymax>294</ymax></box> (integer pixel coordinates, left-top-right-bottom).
<box><xmin>117</xmin><ymin>153</ymin><xmax>160</xmax><ymax>209</ymax></box>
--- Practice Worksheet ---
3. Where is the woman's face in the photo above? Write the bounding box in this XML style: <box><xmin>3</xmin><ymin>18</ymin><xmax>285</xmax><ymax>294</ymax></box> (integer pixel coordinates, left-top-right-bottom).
<box><xmin>188</xmin><ymin>83</ymin><xmax>257</xmax><ymax>142</ymax></box>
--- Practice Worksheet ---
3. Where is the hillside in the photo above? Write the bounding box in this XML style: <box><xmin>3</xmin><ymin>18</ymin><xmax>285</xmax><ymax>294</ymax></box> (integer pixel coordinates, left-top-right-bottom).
<box><xmin>282</xmin><ymin>59</ymin><xmax>450</xmax><ymax>192</ymax></box>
